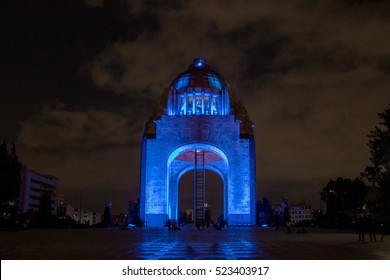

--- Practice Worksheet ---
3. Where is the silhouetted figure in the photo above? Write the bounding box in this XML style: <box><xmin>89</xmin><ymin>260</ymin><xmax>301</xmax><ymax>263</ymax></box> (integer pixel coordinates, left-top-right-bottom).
<box><xmin>170</xmin><ymin>221</ymin><xmax>180</xmax><ymax>230</ymax></box>
<box><xmin>367</xmin><ymin>218</ymin><xmax>377</xmax><ymax>242</ymax></box>
<box><xmin>379</xmin><ymin>223</ymin><xmax>389</xmax><ymax>241</ymax></box>
<box><xmin>167</xmin><ymin>219</ymin><xmax>172</xmax><ymax>231</ymax></box>
<box><xmin>196</xmin><ymin>222</ymin><xmax>200</xmax><ymax>230</ymax></box>
<box><xmin>275</xmin><ymin>214</ymin><xmax>281</xmax><ymax>230</ymax></box>
<box><xmin>297</xmin><ymin>228</ymin><xmax>307</xmax><ymax>234</ymax></box>
<box><xmin>102</xmin><ymin>201</ymin><xmax>113</xmax><ymax>227</ymax></box>
<box><xmin>286</xmin><ymin>221</ymin><xmax>292</xmax><ymax>234</ymax></box>
<box><xmin>201</xmin><ymin>219</ymin><xmax>206</xmax><ymax>229</ymax></box>
<box><xmin>357</xmin><ymin>216</ymin><xmax>366</xmax><ymax>242</ymax></box>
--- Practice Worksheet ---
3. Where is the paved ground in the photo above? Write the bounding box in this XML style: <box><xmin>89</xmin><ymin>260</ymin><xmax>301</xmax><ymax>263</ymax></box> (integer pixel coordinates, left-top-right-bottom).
<box><xmin>1</xmin><ymin>226</ymin><xmax>389</xmax><ymax>260</ymax></box>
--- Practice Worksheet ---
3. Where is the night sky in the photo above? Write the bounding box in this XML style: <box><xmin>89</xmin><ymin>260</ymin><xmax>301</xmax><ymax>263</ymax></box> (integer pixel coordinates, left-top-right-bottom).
<box><xmin>1</xmin><ymin>0</ymin><xmax>390</xmax><ymax>214</ymax></box>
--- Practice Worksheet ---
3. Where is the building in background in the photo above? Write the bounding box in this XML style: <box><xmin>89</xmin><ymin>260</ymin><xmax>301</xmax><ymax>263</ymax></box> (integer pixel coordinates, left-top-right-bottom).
<box><xmin>56</xmin><ymin>193</ymin><xmax>75</xmax><ymax>218</ymax></box>
<box><xmin>57</xmin><ymin>202</ymin><xmax>75</xmax><ymax>219</ymax></box>
<box><xmin>271</xmin><ymin>198</ymin><xmax>313</xmax><ymax>226</ymax></box>
<box><xmin>290</xmin><ymin>203</ymin><xmax>313</xmax><ymax>225</ymax></box>
<box><xmin>128</xmin><ymin>199</ymin><xmax>140</xmax><ymax>224</ymax></box>
<box><xmin>73</xmin><ymin>209</ymin><xmax>102</xmax><ymax>225</ymax></box>
<box><xmin>57</xmin><ymin>194</ymin><xmax>101</xmax><ymax>225</ymax></box>
<box><xmin>272</xmin><ymin>197</ymin><xmax>289</xmax><ymax>216</ymax></box>
<box><xmin>111</xmin><ymin>214</ymin><xmax>123</xmax><ymax>226</ymax></box>
<box><xmin>19</xmin><ymin>166</ymin><xmax>58</xmax><ymax>214</ymax></box>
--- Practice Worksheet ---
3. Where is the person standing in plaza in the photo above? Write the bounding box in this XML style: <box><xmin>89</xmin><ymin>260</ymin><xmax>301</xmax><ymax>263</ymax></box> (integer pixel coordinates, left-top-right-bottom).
<box><xmin>283</xmin><ymin>206</ymin><xmax>292</xmax><ymax>234</ymax></box>
<box><xmin>367</xmin><ymin>217</ymin><xmax>377</xmax><ymax>242</ymax></box>
<box><xmin>275</xmin><ymin>213</ymin><xmax>281</xmax><ymax>230</ymax></box>
<box><xmin>357</xmin><ymin>216</ymin><xmax>366</xmax><ymax>242</ymax></box>
<box><xmin>286</xmin><ymin>220</ymin><xmax>292</xmax><ymax>234</ymax></box>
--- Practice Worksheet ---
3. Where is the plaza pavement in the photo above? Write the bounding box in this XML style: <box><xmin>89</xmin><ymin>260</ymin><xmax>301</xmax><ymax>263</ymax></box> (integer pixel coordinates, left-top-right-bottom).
<box><xmin>1</xmin><ymin>226</ymin><xmax>389</xmax><ymax>260</ymax></box>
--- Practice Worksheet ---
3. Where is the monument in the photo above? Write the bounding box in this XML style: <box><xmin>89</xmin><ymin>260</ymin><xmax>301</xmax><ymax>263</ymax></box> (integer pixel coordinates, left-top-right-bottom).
<box><xmin>139</xmin><ymin>58</ymin><xmax>256</xmax><ymax>227</ymax></box>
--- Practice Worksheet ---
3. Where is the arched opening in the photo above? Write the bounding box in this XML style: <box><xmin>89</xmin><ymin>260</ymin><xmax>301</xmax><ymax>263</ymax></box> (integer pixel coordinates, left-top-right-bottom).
<box><xmin>167</xmin><ymin>144</ymin><xmax>228</xmax><ymax>225</ymax></box>
<box><xmin>178</xmin><ymin>170</ymin><xmax>224</xmax><ymax>225</ymax></box>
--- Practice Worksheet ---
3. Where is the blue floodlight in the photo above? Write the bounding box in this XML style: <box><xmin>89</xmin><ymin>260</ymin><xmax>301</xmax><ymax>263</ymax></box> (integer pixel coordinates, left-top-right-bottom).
<box><xmin>194</xmin><ymin>58</ymin><xmax>205</xmax><ymax>67</ymax></box>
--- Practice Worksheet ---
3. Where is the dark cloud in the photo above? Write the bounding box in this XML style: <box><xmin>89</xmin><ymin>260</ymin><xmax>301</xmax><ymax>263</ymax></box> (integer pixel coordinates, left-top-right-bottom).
<box><xmin>18</xmin><ymin>103</ymin><xmax>140</xmax><ymax>152</ymax></box>
<box><xmin>2</xmin><ymin>0</ymin><xmax>390</xmax><ymax>212</ymax></box>
<box><xmin>0</xmin><ymin>0</ymin><xmax>142</xmax><ymax>141</ymax></box>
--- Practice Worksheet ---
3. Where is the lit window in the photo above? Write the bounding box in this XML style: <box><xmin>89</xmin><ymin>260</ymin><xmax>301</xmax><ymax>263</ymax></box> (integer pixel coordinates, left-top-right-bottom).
<box><xmin>179</xmin><ymin>96</ymin><xmax>185</xmax><ymax>115</ymax></box>
<box><xmin>204</xmin><ymin>96</ymin><xmax>210</xmax><ymax>115</ymax></box>
<box><xmin>174</xmin><ymin>74</ymin><xmax>190</xmax><ymax>90</ymax></box>
<box><xmin>195</xmin><ymin>96</ymin><xmax>202</xmax><ymax>107</ymax></box>
<box><xmin>188</xmin><ymin>96</ymin><xmax>193</xmax><ymax>115</ymax></box>
<box><xmin>204</xmin><ymin>96</ymin><xmax>209</xmax><ymax>106</ymax></box>
<box><xmin>211</xmin><ymin>96</ymin><xmax>218</xmax><ymax>115</ymax></box>
<box><xmin>208</xmin><ymin>74</ymin><xmax>222</xmax><ymax>89</ymax></box>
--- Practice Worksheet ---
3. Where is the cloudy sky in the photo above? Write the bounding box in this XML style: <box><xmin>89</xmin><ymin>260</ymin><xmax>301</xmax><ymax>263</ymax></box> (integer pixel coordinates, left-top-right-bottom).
<box><xmin>1</xmin><ymin>0</ymin><xmax>390</xmax><ymax>214</ymax></box>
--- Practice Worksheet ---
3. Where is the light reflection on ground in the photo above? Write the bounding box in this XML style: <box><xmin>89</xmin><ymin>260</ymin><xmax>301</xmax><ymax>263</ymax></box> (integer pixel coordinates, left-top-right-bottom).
<box><xmin>1</xmin><ymin>227</ymin><xmax>389</xmax><ymax>260</ymax></box>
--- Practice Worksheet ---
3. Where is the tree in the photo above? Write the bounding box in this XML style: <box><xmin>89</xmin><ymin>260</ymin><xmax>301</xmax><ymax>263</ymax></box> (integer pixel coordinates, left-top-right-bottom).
<box><xmin>37</xmin><ymin>191</ymin><xmax>53</xmax><ymax>228</ymax></box>
<box><xmin>363</xmin><ymin>105</ymin><xmax>390</xmax><ymax>222</ymax></box>
<box><xmin>320</xmin><ymin>177</ymin><xmax>367</xmax><ymax>227</ymax></box>
<box><xmin>0</xmin><ymin>142</ymin><xmax>22</xmax><ymax>229</ymax></box>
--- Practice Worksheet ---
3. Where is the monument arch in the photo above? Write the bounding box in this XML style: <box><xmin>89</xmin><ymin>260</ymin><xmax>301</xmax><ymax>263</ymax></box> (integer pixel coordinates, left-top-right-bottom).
<box><xmin>139</xmin><ymin>58</ymin><xmax>256</xmax><ymax>226</ymax></box>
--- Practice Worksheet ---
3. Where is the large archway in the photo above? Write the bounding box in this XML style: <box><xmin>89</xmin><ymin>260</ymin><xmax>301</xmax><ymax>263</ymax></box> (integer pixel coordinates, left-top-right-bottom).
<box><xmin>167</xmin><ymin>144</ymin><xmax>228</xmax><ymax>223</ymax></box>
<box><xmin>178</xmin><ymin>170</ymin><xmax>224</xmax><ymax>224</ymax></box>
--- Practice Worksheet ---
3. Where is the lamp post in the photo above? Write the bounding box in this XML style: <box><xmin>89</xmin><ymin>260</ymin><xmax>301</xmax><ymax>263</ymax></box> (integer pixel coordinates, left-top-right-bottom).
<box><xmin>79</xmin><ymin>190</ymin><xmax>83</xmax><ymax>224</ymax></box>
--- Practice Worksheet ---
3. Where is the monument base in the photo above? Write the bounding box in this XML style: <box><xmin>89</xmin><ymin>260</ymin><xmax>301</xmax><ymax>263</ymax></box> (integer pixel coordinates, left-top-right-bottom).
<box><xmin>144</xmin><ymin>214</ymin><xmax>168</xmax><ymax>227</ymax></box>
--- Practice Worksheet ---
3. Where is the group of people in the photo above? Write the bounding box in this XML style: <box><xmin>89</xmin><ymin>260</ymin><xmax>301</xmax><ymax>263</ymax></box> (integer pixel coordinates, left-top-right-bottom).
<box><xmin>195</xmin><ymin>220</ymin><xmax>206</xmax><ymax>230</ymax></box>
<box><xmin>166</xmin><ymin>219</ymin><xmax>228</xmax><ymax>231</ymax></box>
<box><xmin>196</xmin><ymin>219</ymin><xmax>228</xmax><ymax>230</ymax></box>
<box><xmin>166</xmin><ymin>220</ymin><xmax>181</xmax><ymax>230</ymax></box>
<box><xmin>356</xmin><ymin>216</ymin><xmax>389</xmax><ymax>242</ymax></box>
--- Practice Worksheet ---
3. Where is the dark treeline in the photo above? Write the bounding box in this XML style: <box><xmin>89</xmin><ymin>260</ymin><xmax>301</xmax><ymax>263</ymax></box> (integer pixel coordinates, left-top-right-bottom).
<box><xmin>321</xmin><ymin>105</ymin><xmax>390</xmax><ymax>228</ymax></box>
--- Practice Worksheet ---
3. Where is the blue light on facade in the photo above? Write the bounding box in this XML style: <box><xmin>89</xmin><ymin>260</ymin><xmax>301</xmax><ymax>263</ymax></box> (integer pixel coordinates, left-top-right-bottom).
<box><xmin>194</xmin><ymin>58</ymin><xmax>205</xmax><ymax>67</ymax></box>
<box><xmin>174</xmin><ymin>74</ymin><xmax>190</xmax><ymax>90</ymax></box>
<box><xmin>139</xmin><ymin>58</ymin><xmax>256</xmax><ymax>227</ymax></box>
<box><xmin>208</xmin><ymin>74</ymin><xmax>223</xmax><ymax>89</ymax></box>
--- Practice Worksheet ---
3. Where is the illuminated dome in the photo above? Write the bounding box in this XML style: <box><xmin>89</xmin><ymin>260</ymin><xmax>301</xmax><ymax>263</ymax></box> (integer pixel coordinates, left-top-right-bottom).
<box><xmin>165</xmin><ymin>58</ymin><xmax>231</xmax><ymax>116</ymax></box>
